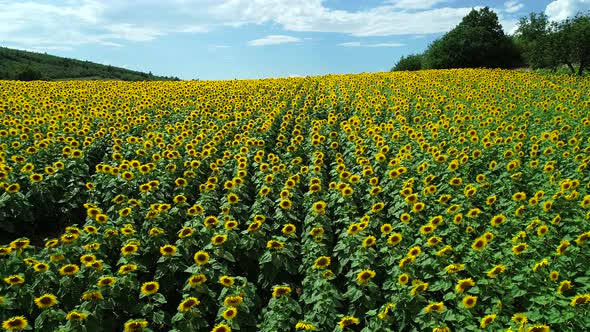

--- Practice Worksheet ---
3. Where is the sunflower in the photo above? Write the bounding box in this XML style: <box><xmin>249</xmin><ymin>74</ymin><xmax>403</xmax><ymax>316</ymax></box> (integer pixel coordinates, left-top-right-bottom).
<box><xmin>570</xmin><ymin>294</ymin><xmax>590</xmax><ymax>306</ymax></box>
<box><xmin>338</xmin><ymin>316</ymin><xmax>358</xmax><ymax>329</ymax></box>
<box><xmin>378</xmin><ymin>223</ymin><xmax>392</xmax><ymax>234</ymax></box>
<box><xmin>449</xmin><ymin>177</ymin><xmax>462</xmax><ymax>186</ymax></box>
<box><xmin>97</xmin><ymin>276</ymin><xmax>116</xmax><ymax>287</ymax></box>
<box><xmin>178</xmin><ymin>227</ymin><xmax>195</xmax><ymax>239</ymax></box>
<box><xmin>5</xmin><ymin>183</ymin><xmax>20</xmax><ymax>193</ymax></box>
<box><xmin>371</xmin><ymin>202</ymin><xmax>385</xmax><ymax>213</ymax></box>
<box><xmin>59</xmin><ymin>264</ymin><xmax>79</xmax><ymax>276</ymax></box>
<box><xmin>362</xmin><ymin>235</ymin><xmax>376</xmax><ymax>248</ymax></box>
<box><xmin>33</xmin><ymin>263</ymin><xmax>49</xmax><ymax>273</ymax></box>
<box><xmin>471</xmin><ymin>237</ymin><xmax>487</xmax><ymax>251</ymax></box>
<box><xmin>466</xmin><ymin>208</ymin><xmax>481</xmax><ymax>218</ymax></box>
<box><xmin>398</xmin><ymin>273</ymin><xmax>410</xmax><ymax>285</ymax></box>
<box><xmin>223</xmin><ymin>295</ymin><xmax>243</xmax><ymax>307</ymax></box>
<box><xmin>9</xmin><ymin>239</ymin><xmax>29</xmax><ymax>251</ymax></box>
<box><xmin>160</xmin><ymin>244</ymin><xmax>177</xmax><ymax>256</ymax></box>
<box><xmin>314</xmin><ymin>256</ymin><xmax>331</xmax><ymax>269</ymax></box>
<box><xmin>425</xmin><ymin>236</ymin><xmax>441</xmax><ymax>246</ymax></box>
<box><xmin>537</xmin><ymin>225</ymin><xmax>549</xmax><ymax>236</ymax></box>
<box><xmin>279</xmin><ymin>199</ymin><xmax>292</xmax><ymax>210</ymax></box>
<box><xmin>490</xmin><ymin>214</ymin><xmax>506</xmax><ymax>227</ymax></box>
<box><xmin>81</xmin><ymin>291</ymin><xmax>103</xmax><ymax>301</ymax></box>
<box><xmin>211</xmin><ymin>323</ymin><xmax>232</xmax><ymax>332</ymax></box>
<box><xmin>188</xmin><ymin>274</ymin><xmax>207</xmax><ymax>287</ymax></box>
<box><xmin>1</xmin><ymin>316</ymin><xmax>28</xmax><ymax>331</ymax></box>
<box><xmin>480</xmin><ymin>314</ymin><xmax>496</xmax><ymax>328</ymax></box>
<box><xmin>223</xmin><ymin>307</ymin><xmax>238</xmax><ymax>320</ymax></box>
<box><xmin>272</xmin><ymin>285</ymin><xmax>292</xmax><ymax>298</ymax></box>
<box><xmin>66</xmin><ymin>310</ymin><xmax>89</xmax><ymax>321</ymax></box>
<box><xmin>282</xmin><ymin>224</ymin><xmax>296</xmax><ymax>235</ymax></box>
<box><xmin>178</xmin><ymin>297</ymin><xmax>200</xmax><ymax>312</ymax></box>
<box><xmin>248</xmin><ymin>221</ymin><xmax>262</xmax><ymax>232</ymax></box>
<box><xmin>445</xmin><ymin>263</ymin><xmax>465</xmax><ymax>274</ymax></box>
<box><xmin>356</xmin><ymin>269</ymin><xmax>376</xmax><ymax>285</ymax></box>
<box><xmin>511</xmin><ymin>313</ymin><xmax>528</xmax><ymax>325</ymax></box>
<box><xmin>557</xmin><ymin>280</ymin><xmax>572</xmax><ymax>294</ymax></box>
<box><xmin>456</xmin><ymin>278</ymin><xmax>475</xmax><ymax>293</ymax></box>
<box><xmin>487</xmin><ymin>264</ymin><xmax>506</xmax><ymax>278</ymax></box>
<box><xmin>462</xmin><ymin>295</ymin><xmax>477</xmax><ymax>309</ymax></box>
<box><xmin>123</xmin><ymin>319</ymin><xmax>149</xmax><ymax>332</ymax></box>
<box><xmin>34</xmin><ymin>294</ymin><xmax>57</xmax><ymax>309</ymax></box>
<box><xmin>312</xmin><ymin>201</ymin><xmax>326</xmax><ymax>214</ymax></box>
<box><xmin>341</xmin><ymin>186</ymin><xmax>354</xmax><ymax>197</ymax></box>
<box><xmin>425</xmin><ymin>302</ymin><xmax>445</xmax><ymax>313</ymax></box>
<box><xmin>309</xmin><ymin>184</ymin><xmax>322</xmax><ymax>193</ymax></box>
<box><xmin>140</xmin><ymin>281</ymin><xmax>160</xmax><ymax>295</ymax></box>
<box><xmin>549</xmin><ymin>271</ymin><xmax>559</xmax><ymax>282</ymax></box>
<box><xmin>121</xmin><ymin>243</ymin><xmax>139</xmax><ymax>256</ymax></box>
<box><xmin>407</xmin><ymin>246</ymin><xmax>422</xmax><ymax>258</ymax></box>
<box><xmin>219</xmin><ymin>276</ymin><xmax>235</xmax><ymax>287</ymax></box>
<box><xmin>512</xmin><ymin>243</ymin><xmax>529</xmax><ymax>255</ymax></box>
<box><xmin>267</xmin><ymin>240</ymin><xmax>284</xmax><ymax>250</ymax></box>
<box><xmin>433</xmin><ymin>327</ymin><xmax>451</xmax><ymax>332</ymax></box>
<box><xmin>118</xmin><ymin>264</ymin><xmax>138</xmax><ymax>275</ymax></box>
<box><xmin>542</xmin><ymin>200</ymin><xmax>553</xmax><ymax>212</ymax></box>
<box><xmin>527</xmin><ymin>326</ymin><xmax>550</xmax><ymax>332</ymax></box>
<box><xmin>259</xmin><ymin>187</ymin><xmax>271</xmax><ymax>196</ymax></box>
<box><xmin>399</xmin><ymin>213</ymin><xmax>411</xmax><ymax>223</ymax></box>
<box><xmin>412</xmin><ymin>202</ymin><xmax>425</xmax><ymax>213</ymax></box>
<box><xmin>194</xmin><ymin>251</ymin><xmax>210</xmax><ymax>265</ymax></box>
<box><xmin>227</xmin><ymin>193</ymin><xmax>239</xmax><ymax>204</ymax></box>
<box><xmin>295</xmin><ymin>321</ymin><xmax>315</xmax><ymax>330</ymax></box>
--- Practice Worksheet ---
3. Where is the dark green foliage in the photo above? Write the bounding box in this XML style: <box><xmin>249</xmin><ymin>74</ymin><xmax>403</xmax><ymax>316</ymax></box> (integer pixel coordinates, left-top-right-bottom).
<box><xmin>15</xmin><ymin>67</ymin><xmax>44</xmax><ymax>81</ymax></box>
<box><xmin>515</xmin><ymin>11</ymin><xmax>590</xmax><ymax>75</ymax></box>
<box><xmin>391</xmin><ymin>54</ymin><xmax>423</xmax><ymax>71</ymax></box>
<box><xmin>423</xmin><ymin>7</ymin><xmax>522</xmax><ymax>69</ymax></box>
<box><xmin>0</xmin><ymin>46</ymin><xmax>180</xmax><ymax>81</ymax></box>
<box><xmin>559</xmin><ymin>13</ymin><xmax>590</xmax><ymax>75</ymax></box>
<box><xmin>514</xmin><ymin>13</ymin><xmax>552</xmax><ymax>69</ymax></box>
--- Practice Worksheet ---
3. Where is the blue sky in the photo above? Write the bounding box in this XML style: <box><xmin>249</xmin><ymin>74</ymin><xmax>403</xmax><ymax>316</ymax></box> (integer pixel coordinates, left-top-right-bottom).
<box><xmin>1</xmin><ymin>0</ymin><xmax>588</xmax><ymax>80</ymax></box>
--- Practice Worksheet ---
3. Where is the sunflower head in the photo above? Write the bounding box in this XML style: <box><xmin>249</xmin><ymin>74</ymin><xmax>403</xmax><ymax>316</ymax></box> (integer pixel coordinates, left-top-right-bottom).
<box><xmin>34</xmin><ymin>294</ymin><xmax>57</xmax><ymax>309</ymax></box>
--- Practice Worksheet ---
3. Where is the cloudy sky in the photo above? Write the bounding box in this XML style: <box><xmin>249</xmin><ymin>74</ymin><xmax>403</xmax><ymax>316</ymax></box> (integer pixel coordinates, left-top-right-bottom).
<box><xmin>1</xmin><ymin>0</ymin><xmax>588</xmax><ymax>80</ymax></box>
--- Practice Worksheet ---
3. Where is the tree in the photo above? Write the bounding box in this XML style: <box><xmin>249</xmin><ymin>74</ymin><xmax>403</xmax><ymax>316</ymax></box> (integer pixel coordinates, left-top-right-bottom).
<box><xmin>16</xmin><ymin>67</ymin><xmax>43</xmax><ymax>81</ymax></box>
<box><xmin>515</xmin><ymin>11</ymin><xmax>590</xmax><ymax>75</ymax></box>
<box><xmin>515</xmin><ymin>12</ymin><xmax>552</xmax><ymax>68</ymax></box>
<box><xmin>560</xmin><ymin>13</ymin><xmax>590</xmax><ymax>75</ymax></box>
<box><xmin>391</xmin><ymin>54</ymin><xmax>423</xmax><ymax>71</ymax></box>
<box><xmin>423</xmin><ymin>7</ymin><xmax>522</xmax><ymax>69</ymax></box>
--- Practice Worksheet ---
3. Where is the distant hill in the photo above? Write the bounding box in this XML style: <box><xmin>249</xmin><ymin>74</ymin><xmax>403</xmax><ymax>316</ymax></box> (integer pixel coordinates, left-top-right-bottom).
<box><xmin>0</xmin><ymin>46</ymin><xmax>180</xmax><ymax>81</ymax></box>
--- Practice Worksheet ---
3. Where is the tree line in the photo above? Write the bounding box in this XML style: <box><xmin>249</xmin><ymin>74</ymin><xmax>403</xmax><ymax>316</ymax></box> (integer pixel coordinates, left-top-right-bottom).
<box><xmin>392</xmin><ymin>8</ymin><xmax>590</xmax><ymax>75</ymax></box>
<box><xmin>0</xmin><ymin>46</ymin><xmax>180</xmax><ymax>81</ymax></box>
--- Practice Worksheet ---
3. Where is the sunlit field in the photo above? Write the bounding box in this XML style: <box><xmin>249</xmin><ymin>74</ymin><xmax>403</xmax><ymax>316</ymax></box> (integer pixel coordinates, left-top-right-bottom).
<box><xmin>1</xmin><ymin>69</ymin><xmax>589</xmax><ymax>331</ymax></box>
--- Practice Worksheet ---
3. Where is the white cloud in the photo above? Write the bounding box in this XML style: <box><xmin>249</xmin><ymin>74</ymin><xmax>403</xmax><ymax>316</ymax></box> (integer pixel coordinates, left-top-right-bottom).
<box><xmin>386</xmin><ymin>0</ymin><xmax>449</xmax><ymax>10</ymax></box>
<box><xmin>504</xmin><ymin>1</ymin><xmax>524</xmax><ymax>14</ymax></box>
<box><xmin>339</xmin><ymin>41</ymin><xmax>405</xmax><ymax>47</ymax></box>
<box><xmin>248</xmin><ymin>35</ymin><xmax>301</xmax><ymax>46</ymax></box>
<box><xmin>546</xmin><ymin>0</ymin><xmax>590</xmax><ymax>21</ymax></box>
<box><xmin>0</xmin><ymin>0</ymin><xmax>482</xmax><ymax>50</ymax></box>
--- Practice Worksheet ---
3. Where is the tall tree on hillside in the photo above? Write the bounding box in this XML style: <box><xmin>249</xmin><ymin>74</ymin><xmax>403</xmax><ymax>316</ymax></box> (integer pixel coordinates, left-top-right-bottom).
<box><xmin>423</xmin><ymin>7</ymin><xmax>522</xmax><ymax>69</ymax></box>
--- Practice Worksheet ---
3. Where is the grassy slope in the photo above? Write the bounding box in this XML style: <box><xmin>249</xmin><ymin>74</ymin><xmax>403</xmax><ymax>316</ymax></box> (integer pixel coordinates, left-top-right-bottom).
<box><xmin>0</xmin><ymin>46</ymin><xmax>179</xmax><ymax>81</ymax></box>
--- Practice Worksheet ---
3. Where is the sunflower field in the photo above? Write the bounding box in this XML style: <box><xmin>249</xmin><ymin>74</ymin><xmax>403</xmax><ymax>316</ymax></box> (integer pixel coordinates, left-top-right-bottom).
<box><xmin>1</xmin><ymin>69</ymin><xmax>589</xmax><ymax>332</ymax></box>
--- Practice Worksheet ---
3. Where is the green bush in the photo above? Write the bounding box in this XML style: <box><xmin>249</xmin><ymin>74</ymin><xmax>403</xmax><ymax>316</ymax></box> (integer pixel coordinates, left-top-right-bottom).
<box><xmin>391</xmin><ymin>54</ymin><xmax>423</xmax><ymax>71</ymax></box>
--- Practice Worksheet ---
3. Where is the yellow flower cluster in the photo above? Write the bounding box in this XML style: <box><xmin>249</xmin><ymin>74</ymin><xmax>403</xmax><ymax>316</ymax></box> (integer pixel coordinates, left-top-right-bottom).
<box><xmin>1</xmin><ymin>69</ymin><xmax>589</xmax><ymax>331</ymax></box>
